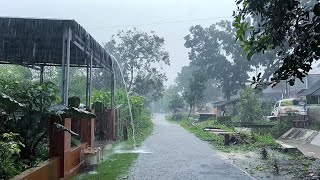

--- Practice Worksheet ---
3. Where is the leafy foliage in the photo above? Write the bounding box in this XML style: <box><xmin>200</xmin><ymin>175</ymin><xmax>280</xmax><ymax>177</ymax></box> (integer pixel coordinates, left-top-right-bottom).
<box><xmin>234</xmin><ymin>0</ymin><xmax>320</xmax><ymax>85</ymax></box>
<box><xmin>261</xmin><ymin>101</ymin><xmax>276</xmax><ymax>116</ymax></box>
<box><xmin>0</xmin><ymin>65</ymin><xmax>32</xmax><ymax>81</ymax></box>
<box><xmin>168</xmin><ymin>94</ymin><xmax>184</xmax><ymax>113</ymax></box>
<box><xmin>0</xmin><ymin>79</ymin><xmax>59</xmax><ymax>169</ymax></box>
<box><xmin>176</xmin><ymin>65</ymin><xmax>221</xmax><ymax>102</ymax></box>
<box><xmin>183</xmin><ymin>72</ymin><xmax>207</xmax><ymax>116</ymax></box>
<box><xmin>184</xmin><ymin>21</ymin><xmax>268</xmax><ymax>99</ymax></box>
<box><xmin>238</xmin><ymin>87</ymin><xmax>262</xmax><ymax>123</ymax></box>
<box><xmin>0</xmin><ymin>133</ymin><xmax>24</xmax><ymax>179</ymax></box>
<box><xmin>105</xmin><ymin>28</ymin><xmax>170</xmax><ymax>101</ymax></box>
<box><xmin>131</xmin><ymin>70</ymin><xmax>167</xmax><ymax>101</ymax></box>
<box><xmin>253</xmin><ymin>118</ymin><xmax>292</xmax><ymax>139</ymax></box>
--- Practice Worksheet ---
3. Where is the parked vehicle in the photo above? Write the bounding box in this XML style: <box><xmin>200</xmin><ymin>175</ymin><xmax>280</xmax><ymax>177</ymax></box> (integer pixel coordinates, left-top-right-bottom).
<box><xmin>271</xmin><ymin>98</ymin><xmax>307</xmax><ymax>117</ymax></box>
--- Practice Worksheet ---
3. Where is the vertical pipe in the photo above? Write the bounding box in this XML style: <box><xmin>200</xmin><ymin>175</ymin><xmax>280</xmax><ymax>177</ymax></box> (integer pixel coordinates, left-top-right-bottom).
<box><xmin>86</xmin><ymin>58</ymin><xmax>89</xmax><ymax>108</ymax></box>
<box><xmin>64</xmin><ymin>28</ymin><xmax>72</xmax><ymax>106</ymax></box>
<box><xmin>110</xmin><ymin>56</ymin><xmax>116</xmax><ymax>138</ymax></box>
<box><xmin>40</xmin><ymin>65</ymin><xmax>44</xmax><ymax>84</ymax></box>
<box><xmin>88</xmin><ymin>50</ymin><xmax>93</xmax><ymax>109</ymax></box>
<box><xmin>110</xmin><ymin>56</ymin><xmax>115</xmax><ymax>109</ymax></box>
<box><xmin>61</xmin><ymin>30</ymin><xmax>66</xmax><ymax>103</ymax></box>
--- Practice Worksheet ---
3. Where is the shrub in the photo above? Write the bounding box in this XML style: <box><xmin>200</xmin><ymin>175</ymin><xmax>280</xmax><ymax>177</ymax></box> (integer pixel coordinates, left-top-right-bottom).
<box><xmin>253</xmin><ymin>117</ymin><xmax>292</xmax><ymax>138</ymax></box>
<box><xmin>0</xmin><ymin>133</ymin><xmax>23</xmax><ymax>179</ymax></box>
<box><xmin>237</xmin><ymin>87</ymin><xmax>262</xmax><ymax>123</ymax></box>
<box><xmin>171</xmin><ymin>113</ymin><xmax>187</xmax><ymax>121</ymax></box>
<box><xmin>217</xmin><ymin>116</ymin><xmax>232</xmax><ymax>125</ymax></box>
<box><xmin>261</xmin><ymin>101</ymin><xmax>275</xmax><ymax>116</ymax></box>
<box><xmin>307</xmin><ymin>106</ymin><xmax>320</xmax><ymax>124</ymax></box>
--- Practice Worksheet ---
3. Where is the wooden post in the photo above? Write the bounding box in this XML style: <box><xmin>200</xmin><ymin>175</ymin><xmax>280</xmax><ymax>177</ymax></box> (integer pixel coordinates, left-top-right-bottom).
<box><xmin>224</xmin><ymin>134</ymin><xmax>230</xmax><ymax>146</ymax></box>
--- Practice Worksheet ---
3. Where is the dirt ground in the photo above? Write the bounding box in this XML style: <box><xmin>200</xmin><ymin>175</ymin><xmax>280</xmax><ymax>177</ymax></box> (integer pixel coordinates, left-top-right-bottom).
<box><xmin>217</xmin><ymin>148</ymin><xmax>320</xmax><ymax>180</ymax></box>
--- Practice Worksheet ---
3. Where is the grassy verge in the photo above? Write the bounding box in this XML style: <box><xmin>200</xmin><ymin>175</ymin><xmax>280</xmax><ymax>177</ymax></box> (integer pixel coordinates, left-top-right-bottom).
<box><xmin>77</xmin><ymin>110</ymin><xmax>153</xmax><ymax>180</ymax></box>
<box><xmin>175</xmin><ymin>117</ymin><xmax>278</xmax><ymax>152</ymax></box>
<box><xmin>77</xmin><ymin>142</ymin><xmax>138</xmax><ymax>180</ymax></box>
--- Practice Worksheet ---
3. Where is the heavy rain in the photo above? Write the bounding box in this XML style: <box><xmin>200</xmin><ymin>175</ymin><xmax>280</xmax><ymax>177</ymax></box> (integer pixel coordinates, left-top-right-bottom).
<box><xmin>1</xmin><ymin>1</ymin><xmax>320</xmax><ymax>180</ymax></box>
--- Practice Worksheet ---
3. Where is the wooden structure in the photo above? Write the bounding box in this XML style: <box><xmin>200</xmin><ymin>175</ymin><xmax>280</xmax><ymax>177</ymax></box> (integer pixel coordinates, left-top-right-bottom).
<box><xmin>213</xmin><ymin>98</ymin><xmax>239</xmax><ymax>116</ymax></box>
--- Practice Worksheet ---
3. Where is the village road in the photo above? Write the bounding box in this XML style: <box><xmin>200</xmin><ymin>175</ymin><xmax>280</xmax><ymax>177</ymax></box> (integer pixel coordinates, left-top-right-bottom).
<box><xmin>128</xmin><ymin>113</ymin><xmax>253</xmax><ymax>180</ymax></box>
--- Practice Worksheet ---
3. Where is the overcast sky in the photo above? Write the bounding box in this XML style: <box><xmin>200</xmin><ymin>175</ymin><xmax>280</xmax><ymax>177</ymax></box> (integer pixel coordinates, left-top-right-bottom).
<box><xmin>0</xmin><ymin>0</ymin><xmax>235</xmax><ymax>85</ymax></box>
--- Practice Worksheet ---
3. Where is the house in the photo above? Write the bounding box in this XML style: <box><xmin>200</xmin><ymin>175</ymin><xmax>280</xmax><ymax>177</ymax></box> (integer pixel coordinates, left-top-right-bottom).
<box><xmin>213</xmin><ymin>97</ymin><xmax>239</xmax><ymax>116</ymax></box>
<box><xmin>299</xmin><ymin>79</ymin><xmax>320</xmax><ymax>104</ymax></box>
<box><xmin>261</xmin><ymin>67</ymin><xmax>320</xmax><ymax>102</ymax></box>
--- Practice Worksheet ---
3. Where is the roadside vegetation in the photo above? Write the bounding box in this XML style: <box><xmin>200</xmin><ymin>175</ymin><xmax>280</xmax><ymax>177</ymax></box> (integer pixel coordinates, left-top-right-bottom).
<box><xmin>78</xmin><ymin>90</ymin><xmax>153</xmax><ymax>180</ymax></box>
<box><xmin>165</xmin><ymin>86</ymin><xmax>320</xmax><ymax>179</ymax></box>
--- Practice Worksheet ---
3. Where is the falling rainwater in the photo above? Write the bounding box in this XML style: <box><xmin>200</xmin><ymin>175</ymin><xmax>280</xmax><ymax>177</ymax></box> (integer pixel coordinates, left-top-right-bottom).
<box><xmin>110</xmin><ymin>55</ymin><xmax>136</xmax><ymax>148</ymax></box>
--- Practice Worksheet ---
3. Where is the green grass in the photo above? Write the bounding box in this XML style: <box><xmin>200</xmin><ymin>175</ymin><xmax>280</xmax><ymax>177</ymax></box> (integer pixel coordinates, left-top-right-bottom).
<box><xmin>78</xmin><ymin>152</ymin><xmax>138</xmax><ymax>180</ymax></box>
<box><xmin>177</xmin><ymin>118</ymin><xmax>279</xmax><ymax>152</ymax></box>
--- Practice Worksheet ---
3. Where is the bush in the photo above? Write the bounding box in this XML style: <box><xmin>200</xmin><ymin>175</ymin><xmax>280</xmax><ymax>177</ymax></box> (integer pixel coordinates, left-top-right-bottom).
<box><xmin>0</xmin><ymin>133</ymin><xmax>23</xmax><ymax>179</ymax></box>
<box><xmin>217</xmin><ymin>116</ymin><xmax>232</xmax><ymax>125</ymax></box>
<box><xmin>261</xmin><ymin>101</ymin><xmax>275</xmax><ymax>116</ymax></box>
<box><xmin>238</xmin><ymin>87</ymin><xmax>262</xmax><ymax>123</ymax></box>
<box><xmin>171</xmin><ymin>113</ymin><xmax>187</xmax><ymax>121</ymax></box>
<box><xmin>307</xmin><ymin>106</ymin><xmax>320</xmax><ymax>124</ymax></box>
<box><xmin>253</xmin><ymin>117</ymin><xmax>292</xmax><ymax>138</ymax></box>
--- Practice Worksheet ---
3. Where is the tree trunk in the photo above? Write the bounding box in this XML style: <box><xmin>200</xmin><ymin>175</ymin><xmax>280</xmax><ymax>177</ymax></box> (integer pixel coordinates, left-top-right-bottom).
<box><xmin>188</xmin><ymin>105</ymin><xmax>192</xmax><ymax>118</ymax></box>
<box><xmin>128</xmin><ymin>66</ymin><xmax>134</xmax><ymax>91</ymax></box>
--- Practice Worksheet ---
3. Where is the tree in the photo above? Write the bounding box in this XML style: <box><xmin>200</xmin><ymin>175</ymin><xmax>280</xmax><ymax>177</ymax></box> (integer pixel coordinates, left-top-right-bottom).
<box><xmin>183</xmin><ymin>72</ymin><xmax>206</xmax><ymax>117</ymax></box>
<box><xmin>237</xmin><ymin>87</ymin><xmax>262</xmax><ymax>123</ymax></box>
<box><xmin>0</xmin><ymin>65</ymin><xmax>32</xmax><ymax>81</ymax></box>
<box><xmin>168</xmin><ymin>94</ymin><xmax>184</xmax><ymax>113</ymax></box>
<box><xmin>131</xmin><ymin>68</ymin><xmax>167</xmax><ymax>101</ymax></box>
<box><xmin>184</xmin><ymin>21</ymin><xmax>269</xmax><ymax>99</ymax></box>
<box><xmin>234</xmin><ymin>0</ymin><xmax>320</xmax><ymax>86</ymax></box>
<box><xmin>105</xmin><ymin>28</ymin><xmax>170</xmax><ymax>101</ymax></box>
<box><xmin>176</xmin><ymin>64</ymin><xmax>221</xmax><ymax>102</ymax></box>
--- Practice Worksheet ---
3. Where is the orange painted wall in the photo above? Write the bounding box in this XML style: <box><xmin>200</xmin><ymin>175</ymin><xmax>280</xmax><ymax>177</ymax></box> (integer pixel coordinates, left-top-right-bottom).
<box><xmin>11</xmin><ymin>158</ymin><xmax>61</xmax><ymax>180</ymax></box>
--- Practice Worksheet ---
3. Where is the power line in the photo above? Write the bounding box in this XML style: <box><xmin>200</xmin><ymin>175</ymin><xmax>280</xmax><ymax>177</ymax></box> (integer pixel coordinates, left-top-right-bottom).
<box><xmin>86</xmin><ymin>16</ymin><xmax>233</xmax><ymax>29</ymax></box>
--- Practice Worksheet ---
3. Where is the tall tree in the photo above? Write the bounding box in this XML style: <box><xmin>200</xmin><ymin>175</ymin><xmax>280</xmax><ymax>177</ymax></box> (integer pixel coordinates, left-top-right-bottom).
<box><xmin>168</xmin><ymin>94</ymin><xmax>184</xmax><ymax>113</ymax></box>
<box><xmin>105</xmin><ymin>28</ymin><xmax>170</xmax><ymax>101</ymax></box>
<box><xmin>234</xmin><ymin>0</ymin><xmax>320</xmax><ymax>86</ymax></box>
<box><xmin>184</xmin><ymin>21</ymin><xmax>267</xmax><ymax>99</ymax></box>
<box><xmin>183</xmin><ymin>72</ymin><xmax>206</xmax><ymax>117</ymax></box>
<box><xmin>176</xmin><ymin>64</ymin><xmax>220</xmax><ymax>101</ymax></box>
<box><xmin>131</xmin><ymin>68</ymin><xmax>167</xmax><ymax>101</ymax></box>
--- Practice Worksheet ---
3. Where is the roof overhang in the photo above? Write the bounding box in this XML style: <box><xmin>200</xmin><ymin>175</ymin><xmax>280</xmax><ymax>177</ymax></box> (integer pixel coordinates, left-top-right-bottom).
<box><xmin>0</xmin><ymin>17</ymin><xmax>112</xmax><ymax>69</ymax></box>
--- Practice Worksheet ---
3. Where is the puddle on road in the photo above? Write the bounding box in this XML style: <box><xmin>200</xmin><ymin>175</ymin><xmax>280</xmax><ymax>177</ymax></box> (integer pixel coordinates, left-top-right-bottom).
<box><xmin>114</xmin><ymin>148</ymin><xmax>152</xmax><ymax>154</ymax></box>
<box><xmin>112</xmin><ymin>144</ymin><xmax>152</xmax><ymax>154</ymax></box>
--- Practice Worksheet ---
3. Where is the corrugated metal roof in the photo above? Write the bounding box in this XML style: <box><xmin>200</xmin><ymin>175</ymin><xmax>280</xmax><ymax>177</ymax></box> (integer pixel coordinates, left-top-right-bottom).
<box><xmin>0</xmin><ymin>17</ymin><xmax>111</xmax><ymax>68</ymax></box>
<box><xmin>300</xmin><ymin>79</ymin><xmax>320</xmax><ymax>96</ymax></box>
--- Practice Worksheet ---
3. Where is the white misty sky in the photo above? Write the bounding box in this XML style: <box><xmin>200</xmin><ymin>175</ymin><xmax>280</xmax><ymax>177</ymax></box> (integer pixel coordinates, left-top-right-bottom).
<box><xmin>0</xmin><ymin>0</ymin><xmax>235</xmax><ymax>85</ymax></box>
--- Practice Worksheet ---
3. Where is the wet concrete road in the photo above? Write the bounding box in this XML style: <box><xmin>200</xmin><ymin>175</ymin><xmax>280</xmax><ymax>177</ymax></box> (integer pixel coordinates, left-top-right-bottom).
<box><xmin>128</xmin><ymin>114</ymin><xmax>253</xmax><ymax>180</ymax></box>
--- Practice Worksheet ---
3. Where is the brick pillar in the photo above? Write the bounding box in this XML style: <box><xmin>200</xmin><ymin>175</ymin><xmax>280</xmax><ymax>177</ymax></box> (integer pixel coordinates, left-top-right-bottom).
<box><xmin>49</xmin><ymin>118</ymin><xmax>72</xmax><ymax>179</ymax></box>
<box><xmin>64</xmin><ymin>118</ymin><xmax>71</xmax><ymax>151</ymax></box>
<box><xmin>80</xmin><ymin>115</ymin><xmax>95</xmax><ymax>147</ymax></box>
